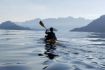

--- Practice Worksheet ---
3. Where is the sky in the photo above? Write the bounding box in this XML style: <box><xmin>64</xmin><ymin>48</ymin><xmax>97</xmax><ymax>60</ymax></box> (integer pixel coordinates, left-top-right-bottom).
<box><xmin>0</xmin><ymin>0</ymin><xmax>105</xmax><ymax>22</ymax></box>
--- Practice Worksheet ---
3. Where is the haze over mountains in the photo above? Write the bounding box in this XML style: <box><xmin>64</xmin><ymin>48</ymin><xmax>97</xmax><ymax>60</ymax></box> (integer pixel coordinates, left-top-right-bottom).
<box><xmin>16</xmin><ymin>17</ymin><xmax>92</xmax><ymax>31</ymax></box>
<box><xmin>0</xmin><ymin>16</ymin><xmax>92</xmax><ymax>31</ymax></box>
<box><xmin>71</xmin><ymin>15</ymin><xmax>105</xmax><ymax>32</ymax></box>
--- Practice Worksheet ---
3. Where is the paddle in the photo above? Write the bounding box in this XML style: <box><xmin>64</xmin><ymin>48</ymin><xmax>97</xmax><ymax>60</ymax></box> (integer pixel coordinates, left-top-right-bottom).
<box><xmin>39</xmin><ymin>20</ymin><xmax>47</xmax><ymax>29</ymax></box>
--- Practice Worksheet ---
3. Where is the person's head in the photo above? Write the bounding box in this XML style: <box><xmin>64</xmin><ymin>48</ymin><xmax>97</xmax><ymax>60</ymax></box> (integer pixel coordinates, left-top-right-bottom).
<box><xmin>50</xmin><ymin>27</ymin><xmax>53</xmax><ymax>32</ymax></box>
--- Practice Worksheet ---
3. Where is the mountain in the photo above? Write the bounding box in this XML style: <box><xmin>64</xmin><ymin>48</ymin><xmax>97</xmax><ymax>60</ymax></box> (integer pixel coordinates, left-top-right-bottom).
<box><xmin>71</xmin><ymin>15</ymin><xmax>105</xmax><ymax>32</ymax></box>
<box><xmin>0</xmin><ymin>21</ymin><xmax>31</xmax><ymax>30</ymax></box>
<box><xmin>16</xmin><ymin>17</ymin><xmax>92</xmax><ymax>31</ymax></box>
<box><xmin>16</xmin><ymin>19</ymin><xmax>41</xmax><ymax>30</ymax></box>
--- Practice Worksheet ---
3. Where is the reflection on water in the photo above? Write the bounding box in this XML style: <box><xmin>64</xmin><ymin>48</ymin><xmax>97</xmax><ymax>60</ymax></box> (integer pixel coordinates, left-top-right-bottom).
<box><xmin>0</xmin><ymin>65</ymin><xmax>30</xmax><ymax>70</ymax></box>
<box><xmin>0</xmin><ymin>30</ymin><xmax>105</xmax><ymax>70</ymax></box>
<box><xmin>88</xmin><ymin>32</ymin><xmax>105</xmax><ymax>38</ymax></box>
<box><xmin>44</xmin><ymin>44</ymin><xmax>58</xmax><ymax>60</ymax></box>
<box><xmin>87</xmin><ymin>32</ymin><xmax>105</xmax><ymax>45</ymax></box>
<box><xmin>0</xmin><ymin>30</ymin><xmax>44</xmax><ymax>70</ymax></box>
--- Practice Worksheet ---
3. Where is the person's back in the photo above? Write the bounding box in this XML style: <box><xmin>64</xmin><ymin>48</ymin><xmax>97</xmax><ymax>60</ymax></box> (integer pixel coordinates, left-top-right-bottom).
<box><xmin>45</xmin><ymin>27</ymin><xmax>57</xmax><ymax>44</ymax></box>
<box><xmin>47</xmin><ymin>32</ymin><xmax>56</xmax><ymax>40</ymax></box>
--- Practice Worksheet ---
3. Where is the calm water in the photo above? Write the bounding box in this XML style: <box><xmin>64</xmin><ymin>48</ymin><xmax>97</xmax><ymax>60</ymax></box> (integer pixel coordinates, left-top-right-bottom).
<box><xmin>0</xmin><ymin>30</ymin><xmax>105</xmax><ymax>70</ymax></box>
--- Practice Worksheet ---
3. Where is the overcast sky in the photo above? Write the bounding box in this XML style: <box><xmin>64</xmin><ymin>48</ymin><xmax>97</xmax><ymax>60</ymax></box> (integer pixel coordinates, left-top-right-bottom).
<box><xmin>0</xmin><ymin>0</ymin><xmax>105</xmax><ymax>22</ymax></box>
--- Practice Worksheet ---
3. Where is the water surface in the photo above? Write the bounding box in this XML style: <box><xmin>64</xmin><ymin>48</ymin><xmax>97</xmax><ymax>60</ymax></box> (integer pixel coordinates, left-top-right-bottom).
<box><xmin>0</xmin><ymin>30</ymin><xmax>105</xmax><ymax>70</ymax></box>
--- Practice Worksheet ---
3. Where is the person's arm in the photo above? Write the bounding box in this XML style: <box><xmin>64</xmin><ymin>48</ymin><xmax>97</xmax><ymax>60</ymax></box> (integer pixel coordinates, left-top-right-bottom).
<box><xmin>45</xmin><ymin>29</ymin><xmax>48</xmax><ymax>34</ymax></box>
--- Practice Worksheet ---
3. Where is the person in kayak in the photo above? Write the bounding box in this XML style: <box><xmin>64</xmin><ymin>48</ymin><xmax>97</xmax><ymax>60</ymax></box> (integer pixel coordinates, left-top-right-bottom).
<box><xmin>45</xmin><ymin>27</ymin><xmax>57</xmax><ymax>44</ymax></box>
<box><xmin>44</xmin><ymin>27</ymin><xmax>58</xmax><ymax>59</ymax></box>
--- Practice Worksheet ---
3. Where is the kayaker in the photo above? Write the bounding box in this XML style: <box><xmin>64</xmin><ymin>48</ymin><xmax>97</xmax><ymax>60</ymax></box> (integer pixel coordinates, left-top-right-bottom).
<box><xmin>45</xmin><ymin>27</ymin><xmax>57</xmax><ymax>44</ymax></box>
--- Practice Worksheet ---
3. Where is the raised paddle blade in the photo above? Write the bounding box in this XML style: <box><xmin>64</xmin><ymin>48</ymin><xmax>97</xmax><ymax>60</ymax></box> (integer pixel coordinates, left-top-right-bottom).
<box><xmin>39</xmin><ymin>21</ymin><xmax>46</xmax><ymax>29</ymax></box>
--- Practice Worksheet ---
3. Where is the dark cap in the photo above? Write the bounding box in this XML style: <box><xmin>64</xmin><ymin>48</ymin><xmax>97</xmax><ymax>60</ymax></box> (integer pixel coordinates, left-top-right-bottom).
<box><xmin>50</xmin><ymin>27</ymin><xmax>53</xmax><ymax>31</ymax></box>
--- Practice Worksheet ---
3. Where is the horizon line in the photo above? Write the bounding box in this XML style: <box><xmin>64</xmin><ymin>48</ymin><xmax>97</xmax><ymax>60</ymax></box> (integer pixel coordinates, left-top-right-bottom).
<box><xmin>0</xmin><ymin>15</ymin><xmax>97</xmax><ymax>23</ymax></box>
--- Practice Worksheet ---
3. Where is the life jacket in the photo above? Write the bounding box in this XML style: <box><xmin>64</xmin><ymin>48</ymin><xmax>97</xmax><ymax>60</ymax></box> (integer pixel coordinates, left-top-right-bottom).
<box><xmin>45</xmin><ymin>32</ymin><xmax>57</xmax><ymax>44</ymax></box>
